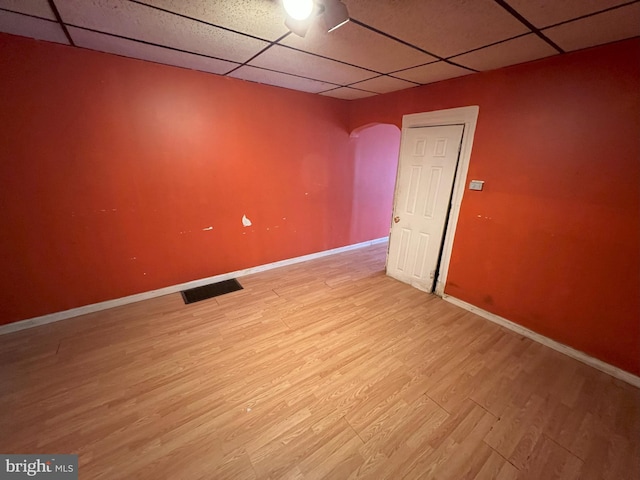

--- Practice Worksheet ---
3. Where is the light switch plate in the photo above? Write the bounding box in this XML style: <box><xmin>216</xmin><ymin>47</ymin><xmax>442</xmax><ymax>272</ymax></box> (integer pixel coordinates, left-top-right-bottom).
<box><xmin>469</xmin><ymin>180</ymin><xmax>484</xmax><ymax>191</ymax></box>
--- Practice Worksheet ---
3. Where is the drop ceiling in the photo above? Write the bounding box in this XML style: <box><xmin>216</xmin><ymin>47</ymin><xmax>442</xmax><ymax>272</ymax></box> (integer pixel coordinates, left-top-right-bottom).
<box><xmin>1</xmin><ymin>0</ymin><xmax>638</xmax><ymax>99</ymax></box>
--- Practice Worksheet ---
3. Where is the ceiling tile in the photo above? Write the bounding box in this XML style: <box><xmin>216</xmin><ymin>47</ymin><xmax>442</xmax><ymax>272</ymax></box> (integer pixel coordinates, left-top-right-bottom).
<box><xmin>349</xmin><ymin>75</ymin><xmax>417</xmax><ymax>94</ymax></box>
<box><xmin>505</xmin><ymin>0</ymin><xmax>632</xmax><ymax>28</ymax></box>
<box><xmin>69</xmin><ymin>27</ymin><xmax>238</xmax><ymax>75</ymax></box>
<box><xmin>0</xmin><ymin>0</ymin><xmax>56</xmax><ymax>20</ymax></box>
<box><xmin>248</xmin><ymin>44</ymin><xmax>376</xmax><ymax>85</ymax></box>
<box><xmin>3</xmin><ymin>0</ymin><xmax>633</xmax><ymax>98</ymax></box>
<box><xmin>452</xmin><ymin>34</ymin><xmax>557</xmax><ymax>71</ymax></box>
<box><xmin>543</xmin><ymin>3</ymin><xmax>640</xmax><ymax>52</ymax></box>
<box><xmin>0</xmin><ymin>10</ymin><xmax>69</xmax><ymax>44</ymax></box>
<box><xmin>137</xmin><ymin>0</ymin><xmax>289</xmax><ymax>41</ymax></box>
<box><xmin>319</xmin><ymin>88</ymin><xmax>377</xmax><ymax>100</ymax></box>
<box><xmin>228</xmin><ymin>65</ymin><xmax>337</xmax><ymax>93</ymax></box>
<box><xmin>55</xmin><ymin>0</ymin><xmax>269</xmax><ymax>63</ymax></box>
<box><xmin>393</xmin><ymin>61</ymin><xmax>472</xmax><ymax>85</ymax></box>
<box><xmin>346</xmin><ymin>0</ymin><xmax>529</xmax><ymax>58</ymax></box>
<box><xmin>280</xmin><ymin>18</ymin><xmax>435</xmax><ymax>74</ymax></box>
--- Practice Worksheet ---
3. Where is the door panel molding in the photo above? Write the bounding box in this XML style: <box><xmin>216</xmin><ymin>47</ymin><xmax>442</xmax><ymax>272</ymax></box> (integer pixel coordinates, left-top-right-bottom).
<box><xmin>387</xmin><ymin>125</ymin><xmax>463</xmax><ymax>291</ymax></box>
<box><xmin>389</xmin><ymin>106</ymin><xmax>480</xmax><ymax>296</ymax></box>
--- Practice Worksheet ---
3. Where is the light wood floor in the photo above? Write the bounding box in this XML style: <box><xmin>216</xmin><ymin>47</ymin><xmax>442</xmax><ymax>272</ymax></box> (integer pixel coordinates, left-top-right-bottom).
<box><xmin>0</xmin><ymin>243</ymin><xmax>638</xmax><ymax>479</ymax></box>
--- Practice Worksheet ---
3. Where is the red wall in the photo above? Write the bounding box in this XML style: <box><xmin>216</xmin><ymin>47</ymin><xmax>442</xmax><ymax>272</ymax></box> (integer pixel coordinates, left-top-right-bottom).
<box><xmin>351</xmin><ymin>39</ymin><xmax>640</xmax><ymax>376</ymax></box>
<box><xmin>2</xmin><ymin>33</ymin><xmax>638</xmax><ymax>377</ymax></box>
<box><xmin>0</xmin><ymin>33</ymin><xmax>393</xmax><ymax>325</ymax></box>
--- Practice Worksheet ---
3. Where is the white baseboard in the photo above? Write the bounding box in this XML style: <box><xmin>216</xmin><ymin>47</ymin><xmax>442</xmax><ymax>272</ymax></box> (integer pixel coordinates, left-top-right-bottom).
<box><xmin>442</xmin><ymin>294</ymin><xmax>640</xmax><ymax>389</ymax></box>
<box><xmin>0</xmin><ymin>237</ymin><xmax>388</xmax><ymax>336</ymax></box>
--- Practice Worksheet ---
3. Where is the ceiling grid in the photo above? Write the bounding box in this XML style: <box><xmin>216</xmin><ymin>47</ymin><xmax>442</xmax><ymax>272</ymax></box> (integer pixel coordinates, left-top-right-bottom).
<box><xmin>0</xmin><ymin>0</ymin><xmax>637</xmax><ymax>99</ymax></box>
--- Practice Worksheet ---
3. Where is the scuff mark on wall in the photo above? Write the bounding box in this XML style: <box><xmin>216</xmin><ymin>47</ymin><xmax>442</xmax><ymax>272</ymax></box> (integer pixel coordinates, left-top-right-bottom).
<box><xmin>242</xmin><ymin>215</ymin><xmax>252</xmax><ymax>227</ymax></box>
<box><xmin>202</xmin><ymin>226</ymin><xmax>213</xmax><ymax>231</ymax></box>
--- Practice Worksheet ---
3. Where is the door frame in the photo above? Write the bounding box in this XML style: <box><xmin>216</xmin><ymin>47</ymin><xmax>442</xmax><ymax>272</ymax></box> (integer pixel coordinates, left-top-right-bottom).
<box><xmin>388</xmin><ymin>106</ymin><xmax>479</xmax><ymax>296</ymax></box>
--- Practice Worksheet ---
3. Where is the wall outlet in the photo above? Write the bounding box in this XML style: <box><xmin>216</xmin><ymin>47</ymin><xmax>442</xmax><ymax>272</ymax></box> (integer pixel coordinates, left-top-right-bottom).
<box><xmin>469</xmin><ymin>180</ymin><xmax>484</xmax><ymax>191</ymax></box>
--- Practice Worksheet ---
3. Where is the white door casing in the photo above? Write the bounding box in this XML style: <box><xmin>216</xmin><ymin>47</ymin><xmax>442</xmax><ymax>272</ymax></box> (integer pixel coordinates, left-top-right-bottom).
<box><xmin>386</xmin><ymin>106</ymin><xmax>480</xmax><ymax>295</ymax></box>
<box><xmin>387</xmin><ymin>125</ymin><xmax>464</xmax><ymax>292</ymax></box>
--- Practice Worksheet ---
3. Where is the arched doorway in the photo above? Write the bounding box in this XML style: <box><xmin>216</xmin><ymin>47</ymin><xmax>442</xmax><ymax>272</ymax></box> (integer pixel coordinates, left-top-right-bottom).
<box><xmin>348</xmin><ymin>123</ymin><xmax>401</xmax><ymax>243</ymax></box>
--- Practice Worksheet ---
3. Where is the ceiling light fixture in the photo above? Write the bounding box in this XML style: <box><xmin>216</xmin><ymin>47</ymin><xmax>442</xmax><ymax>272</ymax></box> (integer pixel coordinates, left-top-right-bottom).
<box><xmin>283</xmin><ymin>0</ymin><xmax>350</xmax><ymax>37</ymax></box>
<box><xmin>282</xmin><ymin>0</ymin><xmax>314</xmax><ymax>21</ymax></box>
<box><xmin>322</xmin><ymin>0</ymin><xmax>350</xmax><ymax>33</ymax></box>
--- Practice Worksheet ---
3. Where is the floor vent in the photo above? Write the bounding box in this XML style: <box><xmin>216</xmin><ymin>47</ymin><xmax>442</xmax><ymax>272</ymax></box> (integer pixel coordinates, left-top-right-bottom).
<box><xmin>181</xmin><ymin>279</ymin><xmax>243</xmax><ymax>304</ymax></box>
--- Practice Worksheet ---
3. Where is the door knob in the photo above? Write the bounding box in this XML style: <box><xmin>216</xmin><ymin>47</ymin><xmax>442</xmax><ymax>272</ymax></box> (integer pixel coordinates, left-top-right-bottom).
<box><xmin>394</xmin><ymin>216</ymin><xmax>400</xmax><ymax>223</ymax></box>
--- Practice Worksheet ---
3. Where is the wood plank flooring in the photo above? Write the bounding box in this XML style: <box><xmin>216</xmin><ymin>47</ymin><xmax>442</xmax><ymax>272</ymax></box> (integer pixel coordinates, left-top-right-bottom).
<box><xmin>0</xmin><ymin>242</ymin><xmax>638</xmax><ymax>479</ymax></box>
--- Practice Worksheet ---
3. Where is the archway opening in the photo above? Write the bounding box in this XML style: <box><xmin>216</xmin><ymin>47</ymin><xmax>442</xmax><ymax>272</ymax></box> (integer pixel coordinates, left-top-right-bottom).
<box><xmin>348</xmin><ymin>123</ymin><xmax>401</xmax><ymax>244</ymax></box>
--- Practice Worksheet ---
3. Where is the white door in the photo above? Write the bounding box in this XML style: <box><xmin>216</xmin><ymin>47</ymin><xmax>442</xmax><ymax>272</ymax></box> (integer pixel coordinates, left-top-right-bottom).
<box><xmin>387</xmin><ymin>124</ymin><xmax>464</xmax><ymax>292</ymax></box>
